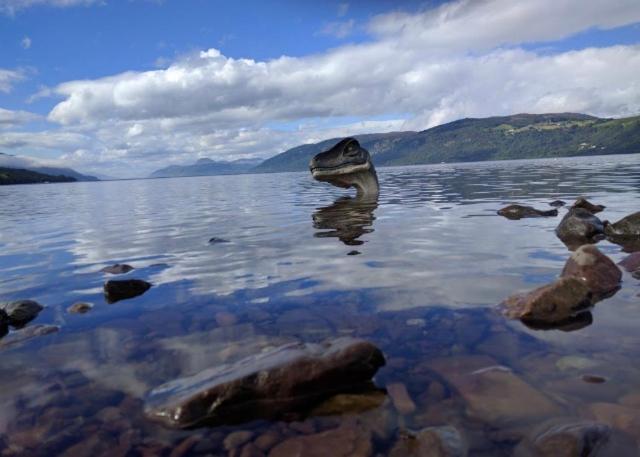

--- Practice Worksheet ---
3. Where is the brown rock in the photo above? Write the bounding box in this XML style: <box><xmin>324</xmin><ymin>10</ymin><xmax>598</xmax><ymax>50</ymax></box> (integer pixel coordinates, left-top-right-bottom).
<box><xmin>268</xmin><ymin>424</ymin><xmax>371</xmax><ymax>457</ymax></box>
<box><xmin>604</xmin><ymin>211</ymin><xmax>640</xmax><ymax>237</ymax></box>
<box><xmin>215</xmin><ymin>311</ymin><xmax>238</xmax><ymax>327</ymax></box>
<box><xmin>311</xmin><ymin>389</ymin><xmax>386</xmax><ymax>416</ymax></box>
<box><xmin>619</xmin><ymin>252</ymin><xmax>640</xmax><ymax>273</ymax></box>
<box><xmin>104</xmin><ymin>279</ymin><xmax>151</xmax><ymax>303</ymax></box>
<box><xmin>254</xmin><ymin>430</ymin><xmax>282</xmax><ymax>452</ymax></box>
<box><xmin>561</xmin><ymin>245</ymin><xmax>622</xmax><ymax>297</ymax></box>
<box><xmin>501</xmin><ymin>277</ymin><xmax>593</xmax><ymax>324</ymax></box>
<box><xmin>101</xmin><ymin>263</ymin><xmax>135</xmax><ymax>274</ymax></box>
<box><xmin>588</xmin><ymin>402</ymin><xmax>640</xmax><ymax>442</ymax></box>
<box><xmin>515</xmin><ymin>419</ymin><xmax>611</xmax><ymax>457</ymax></box>
<box><xmin>430</xmin><ymin>357</ymin><xmax>561</xmax><ymax>427</ymax></box>
<box><xmin>572</xmin><ymin>197</ymin><xmax>605</xmax><ymax>214</ymax></box>
<box><xmin>387</xmin><ymin>383</ymin><xmax>416</xmax><ymax>415</ymax></box>
<box><xmin>169</xmin><ymin>435</ymin><xmax>200</xmax><ymax>457</ymax></box>
<box><xmin>144</xmin><ymin>337</ymin><xmax>386</xmax><ymax>428</ymax></box>
<box><xmin>67</xmin><ymin>302</ymin><xmax>94</xmax><ymax>314</ymax></box>
<box><xmin>388</xmin><ymin>426</ymin><xmax>467</xmax><ymax>457</ymax></box>
<box><xmin>224</xmin><ymin>431</ymin><xmax>254</xmax><ymax>451</ymax></box>
<box><xmin>240</xmin><ymin>443</ymin><xmax>266</xmax><ymax>457</ymax></box>
<box><xmin>619</xmin><ymin>393</ymin><xmax>640</xmax><ymax>408</ymax></box>
<box><xmin>497</xmin><ymin>204</ymin><xmax>557</xmax><ymax>220</ymax></box>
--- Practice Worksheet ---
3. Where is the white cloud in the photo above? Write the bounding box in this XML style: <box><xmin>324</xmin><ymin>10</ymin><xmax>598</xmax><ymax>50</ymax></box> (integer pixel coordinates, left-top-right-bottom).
<box><xmin>4</xmin><ymin>0</ymin><xmax>640</xmax><ymax>178</ymax></box>
<box><xmin>21</xmin><ymin>36</ymin><xmax>31</xmax><ymax>49</ymax></box>
<box><xmin>319</xmin><ymin>19</ymin><xmax>355</xmax><ymax>38</ymax></box>
<box><xmin>0</xmin><ymin>0</ymin><xmax>100</xmax><ymax>15</ymax></box>
<box><xmin>0</xmin><ymin>107</ymin><xmax>40</xmax><ymax>128</ymax></box>
<box><xmin>0</xmin><ymin>68</ymin><xmax>24</xmax><ymax>93</ymax></box>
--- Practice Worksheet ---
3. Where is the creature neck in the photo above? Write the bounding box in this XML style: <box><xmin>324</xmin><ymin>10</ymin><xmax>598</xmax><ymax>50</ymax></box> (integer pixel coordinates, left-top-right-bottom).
<box><xmin>351</xmin><ymin>166</ymin><xmax>379</xmax><ymax>201</ymax></box>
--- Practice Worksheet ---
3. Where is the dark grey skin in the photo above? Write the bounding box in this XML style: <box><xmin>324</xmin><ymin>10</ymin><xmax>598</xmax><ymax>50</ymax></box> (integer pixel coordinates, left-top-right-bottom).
<box><xmin>497</xmin><ymin>204</ymin><xmax>558</xmax><ymax>220</ymax></box>
<box><xmin>309</xmin><ymin>138</ymin><xmax>379</xmax><ymax>201</ymax></box>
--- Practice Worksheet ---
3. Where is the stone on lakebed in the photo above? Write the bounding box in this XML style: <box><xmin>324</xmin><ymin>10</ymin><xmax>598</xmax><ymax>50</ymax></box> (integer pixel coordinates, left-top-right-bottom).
<box><xmin>0</xmin><ymin>299</ymin><xmax>43</xmax><ymax>326</ymax></box>
<box><xmin>143</xmin><ymin>337</ymin><xmax>385</xmax><ymax>429</ymax></box>
<box><xmin>104</xmin><ymin>279</ymin><xmax>151</xmax><ymax>303</ymax></box>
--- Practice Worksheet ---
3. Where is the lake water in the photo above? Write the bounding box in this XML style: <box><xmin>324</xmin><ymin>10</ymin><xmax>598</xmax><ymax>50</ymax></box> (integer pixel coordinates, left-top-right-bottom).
<box><xmin>1</xmin><ymin>154</ymin><xmax>640</xmax><ymax>456</ymax></box>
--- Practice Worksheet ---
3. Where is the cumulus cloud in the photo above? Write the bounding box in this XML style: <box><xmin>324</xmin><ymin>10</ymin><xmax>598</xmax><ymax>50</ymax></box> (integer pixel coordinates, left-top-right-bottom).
<box><xmin>5</xmin><ymin>0</ymin><xmax>640</xmax><ymax>177</ymax></box>
<box><xmin>0</xmin><ymin>0</ymin><xmax>100</xmax><ymax>15</ymax></box>
<box><xmin>0</xmin><ymin>107</ymin><xmax>40</xmax><ymax>128</ymax></box>
<box><xmin>0</xmin><ymin>68</ymin><xmax>24</xmax><ymax>92</ymax></box>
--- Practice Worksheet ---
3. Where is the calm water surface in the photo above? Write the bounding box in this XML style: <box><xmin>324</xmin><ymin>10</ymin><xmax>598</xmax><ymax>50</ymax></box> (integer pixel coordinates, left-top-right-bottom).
<box><xmin>1</xmin><ymin>155</ymin><xmax>640</xmax><ymax>455</ymax></box>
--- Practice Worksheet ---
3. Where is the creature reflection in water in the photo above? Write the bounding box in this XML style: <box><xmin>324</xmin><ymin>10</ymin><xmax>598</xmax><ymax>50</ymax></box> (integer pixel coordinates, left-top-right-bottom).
<box><xmin>312</xmin><ymin>197</ymin><xmax>378</xmax><ymax>246</ymax></box>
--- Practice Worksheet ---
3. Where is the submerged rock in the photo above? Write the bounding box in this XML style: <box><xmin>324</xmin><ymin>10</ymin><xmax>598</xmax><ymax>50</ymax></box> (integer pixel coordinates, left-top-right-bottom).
<box><xmin>549</xmin><ymin>200</ymin><xmax>567</xmax><ymax>207</ymax></box>
<box><xmin>388</xmin><ymin>426</ymin><xmax>467</xmax><ymax>457</ymax></box>
<box><xmin>104</xmin><ymin>279</ymin><xmax>151</xmax><ymax>303</ymax></box>
<box><xmin>67</xmin><ymin>302</ymin><xmax>94</xmax><ymax>314</ymax></box>
<box><xmin>100</xmin><ymin>263</ymin><xmax>134</xmax><ymax>274</ymax></box>
<box><xmin>387</xmin><ymin>382</ymin><xmax>416</xmax><ymax>415</ymax></box>
<box><xmin>604</xmin><ymin>211</ymin><xmax>640</xmax><ymax>237</ymax></box>
<box><xmin>515</xmin><ymin>419</ymin><xmax>611</xmax><ymax>457</ymax></box>
<box><xmin>144</xmin><ymin>337</ymin><xmax>386</xmax><ymax>428</ymax></box>
<box><xmin>561</xmin><ymin>245</ymin><xmax>622</xmax><ymax>298</ymax></box>
<box><xmin>0</xmin><ymin>299</ymin><xmax>43</xmax><ymax>326</ymax></box>
<box><xmin>555</xmin><ymin>208</ymin><xmax>606</xmax><ymax>247</ymax></box>
<box><xmin>268</xmin><ymin>424</ymin><xmax>372</xmax><ymax>457</ymax></box>
<box><xmin>619</xmin><ymin>252</ymin><xmax>640</xmax><ymax>272</ymax></box>
<box><xmin>501</xmin><ymin>277</ymin><xmax>593</xmax><ymax>325</ymax></box>
<box><xmin>0</xmin><ymin>324</ymin><xmax>59</xmax><ymax>349</ymax></box>
<box><xmin>497</xmin><ymin>204</ymin><xmax>557</xmax><ymax>220</ymax></box>
<box><xmin>572</xmin><ymin>197</ymin><xmax>605</xmax><ymax>214</ymax></box>
<box><xmin>208</xmin><ymin>237</ymin><xmax>230</xmax><ymax>244</ymax></box>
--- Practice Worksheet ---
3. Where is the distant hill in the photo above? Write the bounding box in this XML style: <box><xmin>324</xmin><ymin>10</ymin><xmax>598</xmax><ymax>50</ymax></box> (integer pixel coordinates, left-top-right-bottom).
<box><xmin>0</xmin><ymin>167</ymin><xmax>77</xmax><ymax>185</ymax></box>
<box><xmin>253</xmin><ymin>113</ymin><xmax>640</xmax><ymax>172</ymax></box>
<box><xmin>149</xmin><ymin>158</ymin><xmax>262</xmax><ymax>178</ymax></box>
<box><xmin>0</xmin><ymin>153</ymin><xmax>99</xmax><ymax>181</ymax></box>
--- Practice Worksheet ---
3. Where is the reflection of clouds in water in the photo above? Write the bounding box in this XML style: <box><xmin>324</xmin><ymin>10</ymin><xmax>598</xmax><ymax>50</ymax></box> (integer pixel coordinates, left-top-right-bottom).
<box><xmin>0</xmin><ymin>154</ymin><xmax>639</xmax><ymax>313</ymax></box>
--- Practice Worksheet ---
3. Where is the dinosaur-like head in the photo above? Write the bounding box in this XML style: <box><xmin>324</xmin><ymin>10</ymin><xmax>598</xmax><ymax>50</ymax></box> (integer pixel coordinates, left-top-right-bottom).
<box><xmin>309</xmin><ymin>138</ymin><xmax>379</xmax><ymax>199</ymax></box>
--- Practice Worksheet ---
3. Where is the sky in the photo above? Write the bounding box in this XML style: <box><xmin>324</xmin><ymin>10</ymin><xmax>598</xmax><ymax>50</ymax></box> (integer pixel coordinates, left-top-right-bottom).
<box><xmin>0</xmin><ymin>0</ymin><xmax>639</xmax><ymax>178</ymax></box>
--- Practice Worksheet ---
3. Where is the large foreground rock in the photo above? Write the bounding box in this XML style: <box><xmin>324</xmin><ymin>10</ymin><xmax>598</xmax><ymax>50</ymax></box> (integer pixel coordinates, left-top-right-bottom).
<box><xmin>388</xmin><ymin>426</ymin><xmax>467</xmax><ymax>457</ymax></box>
<box><xmin>104</xmin><ymin>279</ymin><xmax>151</xmax><ymax>303</ymax></box>
<box><xmin>514</xmin><ymin>419</ymin><xmax>611</xmax><ymax>457</ymax></box>
<box><xmin>501</xmin><ymin>277</ymin><xmax>593</xmax><ymax>325</ymax></box>
<box><xmin>497</xmin><ymin>204</ymin><xmax>557</xmax><ymax>220</ymax></box>
<box><xmin>561</xmin><ymin>245</ymin><xmax>622</xmax><ymax>298</ymax></box>
<box><xmin>555</xmin><ymin>208</ymin><xmax>606</xmax><ymax>248</ymax></box>
<box><xmin>0</xmin><ymin>300</ymin><xmax>43</xmax><ymax>326</ymax></box>
<box><xmin>144</xmin><ymin>337</ymin><xmax>386</xmax><ymax>428</ymax></box>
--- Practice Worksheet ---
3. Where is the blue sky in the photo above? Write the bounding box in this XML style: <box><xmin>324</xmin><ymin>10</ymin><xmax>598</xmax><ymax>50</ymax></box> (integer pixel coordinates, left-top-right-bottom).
<box><xmin>0</xmin><ymin>0</ymin><xmax>639</xmax><ymax>177</ymax></box>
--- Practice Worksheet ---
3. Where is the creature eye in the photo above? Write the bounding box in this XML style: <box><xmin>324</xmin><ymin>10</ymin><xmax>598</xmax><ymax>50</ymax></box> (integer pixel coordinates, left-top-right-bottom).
<box><xmin>345</xmin><ymin>143</ymin><xmax>358</xmax><ymax>155</ymax></box>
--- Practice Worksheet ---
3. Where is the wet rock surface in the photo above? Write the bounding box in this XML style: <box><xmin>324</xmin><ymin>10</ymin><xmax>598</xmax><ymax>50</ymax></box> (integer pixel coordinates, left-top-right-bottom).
<box><xmin>497</xmin><ymin>204</ymin><xmax>558</xmax><ymax>220</ymax></box>
<box><xmin>572</xmin><ymin>197</ymin><xmax>605</xmax><ymax>214</ymax></box>
<box><xmin>501</xmin><ymin>277</ymin><xmax>593</xmax><ymax>325</ymax></box>
<box><xmin>388</xmin><ymin>426</ymin><xmax>467</xmax><ymax>457</ymax></box>
<box><xmin>514</xmin><ymin>419</ymin><xmax>611</xmax><ymax>457</ymax></box>
<box><xmin>556</xmin><ymin>208</ymin><xmax>606</xmax><ymax>248</ymax></box>
<box><xmin>0</xmin><ymin>300</ymin><xmax>43</xmax><ymax>326</ymax></box>
<box><xmin>560</xmin><ymin>245</ymin><xmax>622</xmax><ymax>298</ymax></box>
<box><xmin>144</xmin><ymin>337</ymin><xmax>386</xmax><ymax>428</ymax></box>
<box><xmin>104</xmin><ymin>279</ymin><xmax>152</xmax><ymax>304</ymax></box>
<box><xmin>604</xmin><ymin>211</ymin><xmax>640</xmax><ymax>237</ymax></box>
<box><xmin>100</xmin><ymin>263</ymin><xmax>135</xmax><ymax>274</ymax></box>
<box><xmin>67</xmin><ymin>302</ymin><xmax>93</xmax><ymax>314</ymax></box>
<box><xmin>549</xmin><ymin>199</ymin><xmax>566</xmax><ymax>207</ymax></box>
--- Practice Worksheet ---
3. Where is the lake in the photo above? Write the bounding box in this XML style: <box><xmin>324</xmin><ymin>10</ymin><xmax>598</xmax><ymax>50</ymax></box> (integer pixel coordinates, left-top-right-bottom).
<box><xmin>1</xmin><ymin>154</ymin><xmax>640</xmax><ymax>456</ymax></box>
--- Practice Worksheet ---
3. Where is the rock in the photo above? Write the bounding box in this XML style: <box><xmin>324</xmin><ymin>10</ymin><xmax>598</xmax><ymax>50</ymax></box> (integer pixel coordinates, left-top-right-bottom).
<box><xmin>572</xmin><ymin>197</ymin><xmax>605</xmax><ymax>214</ymax></box>
<box><xmin>497</xmin><ymin>204</ymin><xmax>557</xmax><ymax>220</ymax></box>
<box><xmin>347</xmin><ymin>250</ymin><xmax>361</xmax><ymax>256</ymax></box>
<box><xmin>224</xmin><ymin>431</ymin><xmax>254</xmax><ymax>451</ymax></box>
<box><xmin>430</xmin><ymin>357</ymin><xmax>561</xmax><ymax>427</ymax></box>
<box><xmin>240</xmin><ymin>443</ymin><xmax>266</xmax><ymax>457</ymax></box>
<box><xmin>501</xmin><ymin>277</ymin><xmax>593</xmax><ymax>325</ymax></box>
<box><xmin>387</xmin><ymin>383</ymin><xmax>416</xmax><ymax>415</ymax></box>
<box><xmin>550</xmin><ymin>200</ymin><xmax>566</xmax><ymax>207</ymax></box>
<box><xmin>311</xmin><ymin>389</ymin><xmax>386</xmax><ymax>416</ymax></box>
<box><xmin>388</xmin><ymin>426</ymin><xmax>467</xmax><ymax>457</ymax></box>
<box><xmin>582</xmin><ymin>375</ymin><xmax>606</xmax><ymax>384</ymax></box>
<box><xmin>619</xmin><ymin>252</ymin><xmax>640</xmax><ymax>273</ymax></box>
<box><xmin>0</xmin><ymin>324</ymin><xmax>59</xmax><ymax>349</ymax></box>
<box><xmin>144</xmin><ymin>337</ymin><xmax>386</xmax><ymax>428</ymax></box>
<box><xmin>604</xmin><ymin>211</ymin><xmax>640</xmax><ymax>237</ymax></box>
<box><xmin>588</xmin><ymin>403</ymin><xmax>640</xmax><ymax>442</ymax></box>
<box><xmin>104</xmin><ymin>279</ymin><xmax>151</xmax><ymax>303</ymax></box>
<box><xmin>67</xmin><ymin>302</ymin><xmax>94</xmax><ymax>314</ymax></box>
<box><xmin>208</xmin><ymin>237</ymin><xmax>230</xmax><ymax>244</ymax></box>
<box><xmin>100</xmin><ymin>263</ymin><xmax>134</xmax><ymax>274</ymax></box>
<box><xmin>555</xmin><ymin>208</ymin><xmax>606</xmax><ymax>247</ymax></box>
<box><xmin>215</xmin><ymin>311</ymin><xmax>238</xmax><ymax>327</ymax></box>
<box><xmin>169</xmin><ymin>435</ymin><xmax>200</xmax><ymax>457</ymax></box>
<box><xmin>268</xmin><ymin>424</ymin><xmax>371</xmax><ymax>457</ymax></box>
<box><xmin>560</xmin><ymin>245</ymin><xmax>622</xmax><ymax>298</ymax></box>
<box><xmin>0</xmin><ymin>299</ymin><xmax>43</xmax><ymax>326</ymax></box>
<box><xmin>254</xmin><ymin>430</ymin><xmax>282</xmax><ymax>452</ymax></box>
<box><xmin>515</xmin><ymin>419</ymin><xmax>611</xmax><ymax>457</ymax></box>
<box><xmin>619</xmin><ymin>393</ymin><xmax>640</xmax><ymax>408</ymax></box>
<box><xmin>556</xmin><ymin>356</ymin><xmax>600</xmax><ymax>371</ymax></box>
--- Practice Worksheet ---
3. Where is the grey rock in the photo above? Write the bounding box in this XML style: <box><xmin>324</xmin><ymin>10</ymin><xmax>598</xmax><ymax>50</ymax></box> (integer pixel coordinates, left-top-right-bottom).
<box><xmin>0</xmin><ymin>299</ymin><xmax>43</xmax><ymax>326</ymax></box>
<box><xmin>555</xmin><ymin>208</ymin><xmax>606</xmax><ymax>247</ymax></box>
<box><xmin>549</xmin><ymin>200</ymin><xmax>566</xmax><ymax>207</ymax></box>
<box><xmin>144</xmin><ymin>337</ymin><xmax>386</xmax><ymax>428</ymax></box>
<box><xmin>572</xmin><ymin>197</ymin><xmax>605</xmax><ymax>214</ymax></box>
<box><xmin>604</xmin><ymin>211</ymin><xmax>640</xmax><ymax>237</ymax></box>
<box><xmin>100</xmin><ymin>263</ymin><xmax>135</xmax><ymax>274</ymax></box>
<box><xmin>497</xmin><ymin>204</ymin><xmax>557</xmax><ymax>220</ymax></box>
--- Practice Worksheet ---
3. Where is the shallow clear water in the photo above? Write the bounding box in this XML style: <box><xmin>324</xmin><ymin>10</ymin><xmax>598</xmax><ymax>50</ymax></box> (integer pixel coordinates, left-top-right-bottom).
<box><xmin>1</xmin><ymin>154</ymin><xmax>640</xmax><ymax>456</ymax></box>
